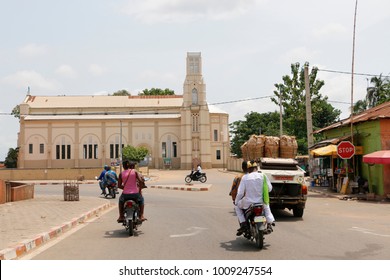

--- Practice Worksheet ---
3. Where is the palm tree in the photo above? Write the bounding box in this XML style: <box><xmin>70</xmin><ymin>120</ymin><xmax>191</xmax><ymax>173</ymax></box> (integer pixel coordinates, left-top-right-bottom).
<box><xmin>353</xmin><ymin>99</ymin><xmax>368</xmax><ymax>114</ymax></box>
<box><xmin>366</xmin><ymin>74</ymin><xmax>390</xmax><ymax>108</ymax></box>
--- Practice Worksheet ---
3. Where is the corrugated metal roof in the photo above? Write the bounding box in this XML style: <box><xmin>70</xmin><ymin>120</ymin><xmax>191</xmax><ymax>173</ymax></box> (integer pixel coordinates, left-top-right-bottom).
<box><xmin>314</xmin><ymin>100</ymin><xmax>390</xmax><ymax>134</ymax></box>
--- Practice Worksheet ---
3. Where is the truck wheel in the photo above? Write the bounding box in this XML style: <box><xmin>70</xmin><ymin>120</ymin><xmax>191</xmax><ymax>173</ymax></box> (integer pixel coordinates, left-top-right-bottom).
<box><xmin>293</xmin><ymin>207</ymin><xmax>304</xmax><ymax>217</ymax></box>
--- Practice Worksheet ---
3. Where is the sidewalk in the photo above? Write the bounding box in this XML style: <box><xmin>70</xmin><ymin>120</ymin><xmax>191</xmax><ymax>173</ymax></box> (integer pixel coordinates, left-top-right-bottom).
<box><xmin>0</xmin><ymin>195</ymin><xmax>113</xmax><ymax>260</ymax></box>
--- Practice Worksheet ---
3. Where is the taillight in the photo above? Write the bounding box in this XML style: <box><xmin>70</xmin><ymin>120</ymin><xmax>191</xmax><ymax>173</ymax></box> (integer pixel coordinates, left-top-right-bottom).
<box><xmin>253</xmin><ymin>207</ymin><xmax>263</xmax><ymax>216</ymax></box>
<box><xmin>125</xmin><ymin>201</ymin><xmax>133</xmax><ymax>208</ymax></box>
<box><xmin>301</xmin><ymin>184</ymin><xmax>308</xmax><ymax>195</ymax></box>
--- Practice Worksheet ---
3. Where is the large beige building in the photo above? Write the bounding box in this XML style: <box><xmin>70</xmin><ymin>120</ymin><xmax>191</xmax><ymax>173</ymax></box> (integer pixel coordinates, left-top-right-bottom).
<box><xmin>17</xmin><ymin>52</ymin><xmax>229</xmax><ymax>170</ymax></box>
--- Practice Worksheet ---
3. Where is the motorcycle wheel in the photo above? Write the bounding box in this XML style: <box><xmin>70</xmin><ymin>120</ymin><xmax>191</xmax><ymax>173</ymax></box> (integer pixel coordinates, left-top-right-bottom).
<box><xmin>254</xmin><ymin>228</ymin><xmax>264</xmax><ymax>249</ymax></box>
<box><xmin>128</xmin><ymin>220</ymin><xmax>134</xmax><ymax>236</ymax></box>
<box><xmin>111</xmin><ymin>189</ymin><xmax>116</xmax><ymax>199</ymax></box>
<box><xmin>199</xmin><ymin>175</ymin><xmax>207</xmax><ymax>183</ymax></box>
<box><xmin>185</xmin><ymin>176</ymin><xmax>192</xmax><ymax>183</ymax></box>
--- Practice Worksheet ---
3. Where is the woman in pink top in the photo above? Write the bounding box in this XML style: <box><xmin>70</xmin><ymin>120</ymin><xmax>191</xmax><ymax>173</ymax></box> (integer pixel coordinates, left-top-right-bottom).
<box><xmin>117</xmin><ymin>160</ymin><xmax>146</xmax><ymax>223</ymax></box>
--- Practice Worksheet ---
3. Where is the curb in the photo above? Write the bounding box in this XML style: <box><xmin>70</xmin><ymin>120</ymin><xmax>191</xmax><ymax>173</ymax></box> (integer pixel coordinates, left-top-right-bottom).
<box><xmin>149</xmin><ymin>184</ymin><xmax>211</xmax><ymax>191</ymax></box>
<box><xmin>0</xmin><ymin>201</ymin><xmax>112</xmax><ymax>260</ymax></box>
<box><xmin>32</xmin><ymin>181</ymin><xmax>97</xmax><ymax>185</ymax></box>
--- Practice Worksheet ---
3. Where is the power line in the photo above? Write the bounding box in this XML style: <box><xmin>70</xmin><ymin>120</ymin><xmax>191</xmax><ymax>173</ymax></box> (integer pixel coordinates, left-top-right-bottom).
<box><xmin>318</xmin><ymin>68</ymin><xmax>390</xmax><ymax>78</ymax></box>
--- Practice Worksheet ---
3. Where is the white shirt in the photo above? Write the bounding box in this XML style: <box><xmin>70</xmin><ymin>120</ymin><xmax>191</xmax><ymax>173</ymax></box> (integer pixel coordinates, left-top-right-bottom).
<box><xmin>234</xmin><ymin>171</ymin><xmax>273</xmax><ymax>208</ymax></box>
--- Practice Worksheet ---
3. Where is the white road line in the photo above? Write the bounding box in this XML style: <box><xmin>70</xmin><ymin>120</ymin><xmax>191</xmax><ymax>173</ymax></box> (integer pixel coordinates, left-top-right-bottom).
<box><xmin>350</xmin><ymin>227</ymin><xmax>390</xmax><ymax>238</ymax></box>
<box><xmin>170</xmin><ymin>227</ymin><xmax>207</xmax><ymax>238</ymax></box>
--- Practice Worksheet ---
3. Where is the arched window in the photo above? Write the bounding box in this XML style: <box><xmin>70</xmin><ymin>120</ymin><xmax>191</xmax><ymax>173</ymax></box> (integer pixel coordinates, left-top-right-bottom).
<box><xmin>192</xmin><ymin>88</ymin><xmax>198</xmax><ymax>105</ymax></box>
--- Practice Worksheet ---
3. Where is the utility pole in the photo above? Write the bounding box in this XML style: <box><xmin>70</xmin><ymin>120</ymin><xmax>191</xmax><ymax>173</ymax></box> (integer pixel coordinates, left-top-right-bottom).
<box><xmin>304</xmin><ymin>65</ymin><xmax>314</xmax><ymax>176</ymax></box>
<box><xmin>279</xmin><ymin>86</ymin><xmax>283</xmax><ymax>136</ymax></box>
<box><xmin>350</xmin><ymin>0</ymin><xmax>358</xmax><ymax>144</ymax></box>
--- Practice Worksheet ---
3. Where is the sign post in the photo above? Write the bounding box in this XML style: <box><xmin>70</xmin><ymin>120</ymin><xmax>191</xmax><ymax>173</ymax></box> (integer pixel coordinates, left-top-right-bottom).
<box><xmin>337</xmin><ymin>141</ymin><xmax>355</xmax><ymax>159</ymax></box>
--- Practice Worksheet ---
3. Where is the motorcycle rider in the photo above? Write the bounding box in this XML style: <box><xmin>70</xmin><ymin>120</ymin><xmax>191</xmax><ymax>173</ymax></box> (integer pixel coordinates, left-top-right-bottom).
<box><xmin>229</xmin><ymin>161</ymin><xmax>248</xmax><ymax>203</ymax></box>
<box><xmin>105</xmin><ymin>166</ymin><xmax>118</xmax><ymax>195</ymax></box>
<box><xmin>234</xmin><ymin>160</ymin><xmax>275</xmax><ymax>236</ymax></box>
<box><xmin>194</xmin><ymin>164</ymin><xmax>202</xmax><ymax>178</ymax></box>
<box><xmin>97</xmin><ymin>165</ymin><xmax>110</xmax><ymax>195</ymax></box>
<box><xmin>117</xmin><ymin>160</ymin><xmax>147</xmax><ymax>223</ymax></box>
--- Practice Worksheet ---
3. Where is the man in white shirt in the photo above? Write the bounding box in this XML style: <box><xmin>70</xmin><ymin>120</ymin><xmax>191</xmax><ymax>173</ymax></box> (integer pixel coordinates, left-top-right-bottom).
<box><xmin>234</xmin><ymin>160</ymin><xmax>275</xmax><ymax>236</ymax></box>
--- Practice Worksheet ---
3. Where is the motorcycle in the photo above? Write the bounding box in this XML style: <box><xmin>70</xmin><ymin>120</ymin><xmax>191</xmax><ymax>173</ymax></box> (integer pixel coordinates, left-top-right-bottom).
<box><xmin>185</xmin><ymin>170</ymin><xmax>207</xmax><ymax>183</ymax></box>
<box><xmin>122</xmin><ymin>199</ymin><xmax>142</xmax><ymax>236</ymax></box>
<box><xmin>241</xmin><ymin>203</ymin><xmax>272</xmax><ymax>249</ymax></box>
<box><xmin>95</xmin><ymin>176</ymin><xmax>117</xmax><ymax>199</ymax></box>
<box><xmin>105</xmin><ymin>182</ymin><xmax>117</xmax><ymax>199</ymax></box>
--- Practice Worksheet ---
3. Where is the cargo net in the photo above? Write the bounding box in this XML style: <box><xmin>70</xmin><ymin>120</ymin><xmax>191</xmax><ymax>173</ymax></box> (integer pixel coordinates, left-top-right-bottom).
<box><xmin>63</xmin><ymin>180</ymin><xmax>80</xmax><ymax>201</ymax></box>
<box><xmin>241</xmin><ymin>135</ymin><xmax>298</xmax><ymax>161</ymax></box>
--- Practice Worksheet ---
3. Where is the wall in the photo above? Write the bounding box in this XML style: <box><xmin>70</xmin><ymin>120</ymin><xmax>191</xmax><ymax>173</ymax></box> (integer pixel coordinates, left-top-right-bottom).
<box><xmin>0</xmin><ymin>168</ymin><xmax>101</xmax><ymax>181</ymax></box>
<box><xmin>0</xmin><ymin>180</ymin><xmax>34</xmax><ymax>204</ymax></box>
<box><xmin>322</xmin><ymin>120</ymin><xmax>385</xmax><ymax>195</ymax></box>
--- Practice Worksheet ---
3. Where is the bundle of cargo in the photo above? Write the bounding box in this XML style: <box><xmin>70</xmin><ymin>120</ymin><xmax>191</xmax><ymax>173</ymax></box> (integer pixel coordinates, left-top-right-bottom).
<box><xmin>246</xmin><ymin>134</ymin><xmax>265</xmax><ymax>160</ymax></box>
<box><xmin>264</xmin><ymin>136</ymin><xmax>280</xmax><ymax>158</ymax></box>
<box><xmin>241</xmin><ymin>142</ymin><xmax>249</xmax><ymax>161</ymax></box>
<box><xmin>279</xmin><ymin>135</ymin><xmax>298</xmax><ymax>158</ymax></box>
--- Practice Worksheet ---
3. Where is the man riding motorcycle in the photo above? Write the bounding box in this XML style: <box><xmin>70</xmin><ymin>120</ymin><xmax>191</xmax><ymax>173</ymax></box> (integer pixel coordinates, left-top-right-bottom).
<box><xmin>97</xmin><ymin>165</ymin><xmax>110</xmax><ymax>195</ymax></box>
<box><xmin>234</xmin><ymin>160</ymin><xmax>275</xmax><ymax>236</ymax></box>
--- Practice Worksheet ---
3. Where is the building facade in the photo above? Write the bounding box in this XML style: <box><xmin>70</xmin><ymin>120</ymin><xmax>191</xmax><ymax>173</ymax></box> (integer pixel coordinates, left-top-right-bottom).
<box><xmin>313</xmin><ymin>101</ymin><xmax>390</xmax><ymax>196</ymax></box>
<box><xmin>17</xmin><ymin>52</ymin><xmax>229</xmax><ymax>170</ymax></box>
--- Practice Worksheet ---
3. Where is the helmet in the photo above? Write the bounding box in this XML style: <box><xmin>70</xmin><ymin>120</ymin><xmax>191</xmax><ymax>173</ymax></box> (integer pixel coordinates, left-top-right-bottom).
<box><xmin>247</xmin><ymin>160</ymin><xmax>257</xmax><ymax>168</ymax></box>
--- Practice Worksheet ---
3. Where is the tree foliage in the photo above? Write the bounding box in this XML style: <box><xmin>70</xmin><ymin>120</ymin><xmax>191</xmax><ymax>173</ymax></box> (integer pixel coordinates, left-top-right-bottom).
<box><xmin>139</xmin><ymin>88</ymin><xmax>175</xmax><ymax>96</ymax></box>
<box><xmin>271</xmin><ymin>62</ymin><xmax>340</xmax><ymax>153</ymax></box>
<box><xmin>11</xmin><ymin>105</ymin><xmax>20</xmax><ymax>119</ymax></box>
<box><xmin>354</xmin><ymin>74</ymin><xmax>390</xmax><ymax>113</ymax></box>
<box><xmin>112</xmin><ymin>89</ymin><xmax>131</xmax><ymax>96</ymax></box>
<box><xmin>5</xmin><ymin>147</ymin><xmax>19</xmax><ymax>168</ymax></box>
<box><xmin>122</xmin><ymin>145</ymin><xmax>149</xmax><ymax>163</ymax></box>
<box><xmin>230</xmin><ymin>111</ymin><xmax>280</xmax><ymax>157</ymax></box>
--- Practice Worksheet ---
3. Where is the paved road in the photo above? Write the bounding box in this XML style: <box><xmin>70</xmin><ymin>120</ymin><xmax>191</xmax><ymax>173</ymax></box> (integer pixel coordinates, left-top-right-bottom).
<box><xmin>21</xmin><ymin>169</ymin><xmax>390</xmax><ymax>260</ymax></box>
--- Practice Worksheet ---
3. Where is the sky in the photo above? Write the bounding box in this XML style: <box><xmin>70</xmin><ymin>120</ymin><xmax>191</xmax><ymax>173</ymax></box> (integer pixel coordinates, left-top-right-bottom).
<box><xmin>1</xmin><ymin>0</ymin><xmax>390</xmax><ymax>161</ymax></box>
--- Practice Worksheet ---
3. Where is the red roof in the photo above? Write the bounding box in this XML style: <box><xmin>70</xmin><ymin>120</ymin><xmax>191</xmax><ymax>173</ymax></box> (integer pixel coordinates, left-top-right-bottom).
<box><xmin>314</xmin><ymin>100</ymin><xmax>390</xmax><ymax>134</ymax></box>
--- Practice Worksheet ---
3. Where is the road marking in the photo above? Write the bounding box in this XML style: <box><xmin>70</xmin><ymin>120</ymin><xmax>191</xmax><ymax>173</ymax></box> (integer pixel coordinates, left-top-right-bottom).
<box><xmin>170</xmin><ymin>227</ymin><xmax>207</xmax><ymax>238</ymax></box>
<box><xmin>350</xmin><ymin>227</ymin><xmax>390</xmax><ymax>238</ymax></box>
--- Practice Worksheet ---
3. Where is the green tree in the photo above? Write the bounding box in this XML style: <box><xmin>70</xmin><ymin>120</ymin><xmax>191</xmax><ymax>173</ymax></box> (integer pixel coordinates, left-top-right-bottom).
<box><xmin>112</xmin><ymin>89</ymin><xmax>131</xmax><ymax>96</ymax></box>
<box><xmin>139</xmin><ymin>88</ymin><xmax>175</xmax><ymax>96</ymax></box>
<box><xmin>353</xmin><ymin>99</ymin><xmax>368</xmax><ymax>114</ymax></box>
<box><xmin>353</xmin><ymin>74</ymin><xmax>390</xmax><ymax>113</ymax></box>
<box><xmin>11</xmin><ymin>105</ymin><xmax>20</xmax><ymax>119</ymax></box>
<box><xmin>4</xmin><ymin>147</ymin><xmax>19</xmax><ymax>168</ymax></box>
<box><xmin>366</xmin><ymin>74</ymin><xmax>390</xmax><ymax>108</ymax></box>
<box><xmin>230</xmin><ymin>111</ymin><xmax>280</xmax><ymax>157</ymax></box>
<box><xmin>122</xmin><ymin>145</ymin><xmax>149</xmax><ymax>163</ymax></box>
<box><xmin>271</xmin><ymin>62</ymin><xmax>340</xmax><ymax>153</ymax></box>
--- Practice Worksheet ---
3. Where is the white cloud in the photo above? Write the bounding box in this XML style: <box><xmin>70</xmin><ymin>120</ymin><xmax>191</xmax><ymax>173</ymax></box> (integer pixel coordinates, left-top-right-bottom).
<box><xmin>56</xmin><ymin>64</ymin><xmax>77</xmax><ymax>78</ymax></box>
<box><xmin>1</xmin><ymin>70</ymin><xmax>58</xmax><ymax>90</ymax></box>
<box><xmin>88</xmin><ymin>64</ymin><xmax>107</xmax><ymax>76</ymax></box>
<box><xmin>137</xmin><ymin>70</ymin><xmax>179</xmax><ymax>89</ymax></box>
<box><xmin>18</xmin><ymin>43</ymin><xmax>48</xmax><ymax>57</ymax></box>
<box><xmin>313</xmin><ymin>23</ymin><xmax>348</xmax><ymax>39</ymax></box>
<box><xmin>279</xmin><ymin>47</ymin><xmax>320</xmax><ymax>64</ymax></box>
<box><xmin>121</xmin><ymin>0</ymin><xmax>267</xmax><ymax>23</ymax></box>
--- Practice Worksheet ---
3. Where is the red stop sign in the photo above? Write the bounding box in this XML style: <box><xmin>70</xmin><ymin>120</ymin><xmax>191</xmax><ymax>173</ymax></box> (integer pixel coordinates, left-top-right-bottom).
<box><xmin>337</xmin><ymin>141</ymin><xmax>355</xmax><ymax>159</ymax></box>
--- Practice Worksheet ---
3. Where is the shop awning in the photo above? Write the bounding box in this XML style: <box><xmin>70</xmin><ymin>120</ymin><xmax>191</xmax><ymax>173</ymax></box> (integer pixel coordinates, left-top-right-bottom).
<box><xmin>362</xmin><ymin>150</ymin><xmax>390</xmax><ymax>164</ymax></box>
<box><xmin>310</xmin><ymin>144</ymin><xmax>337</xmax><ymax>156</ymax></box>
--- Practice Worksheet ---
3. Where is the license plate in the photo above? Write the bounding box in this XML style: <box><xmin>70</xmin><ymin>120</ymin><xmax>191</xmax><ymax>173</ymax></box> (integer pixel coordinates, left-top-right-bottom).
<box><xmin>254</xmin><ymin>216</ymin><xmax>266</xmax><ymax>223</ymax></box>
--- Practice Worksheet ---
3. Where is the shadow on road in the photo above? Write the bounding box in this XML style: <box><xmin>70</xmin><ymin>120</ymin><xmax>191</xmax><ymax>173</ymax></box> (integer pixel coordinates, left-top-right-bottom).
<box><xmin>104</xmin><ymin>228</ymin><xmax>145</xmax><ymax>239</ymax></box>
<box><xmin>220</xmin><ymin>238</ymin><xmax>271</xmax><ymax>252</ymax></box>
